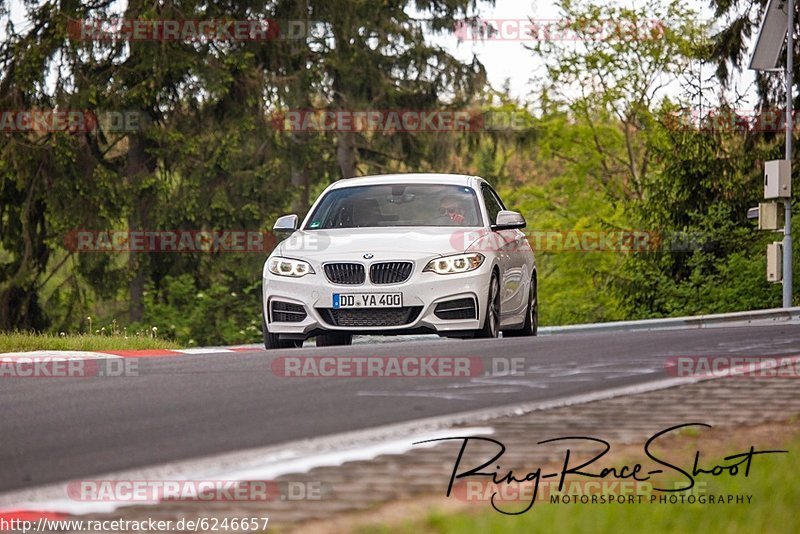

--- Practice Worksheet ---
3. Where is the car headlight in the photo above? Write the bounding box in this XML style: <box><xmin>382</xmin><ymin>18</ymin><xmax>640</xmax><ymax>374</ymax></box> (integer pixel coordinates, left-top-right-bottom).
<box><xmin>267</xmin><ymin>257</ymin><xmax>315</xmax><ymax>277</ymax></box>
<box><xmin>424</xmin><ymin>253</ymin><xmax>485</xmax><ymax>275</ymax></box>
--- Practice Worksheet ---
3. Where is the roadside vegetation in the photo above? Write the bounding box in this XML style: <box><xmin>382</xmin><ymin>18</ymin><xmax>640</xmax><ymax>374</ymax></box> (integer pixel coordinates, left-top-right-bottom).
<box><xmin>0</xmin><ymin>0</ymin><xmax>792</xmax><ymax>345</ymax></box>
<box><xmin>0</xmin><ymin>321</ymin><xmax>178</xmax><ymax>352</ymax></box>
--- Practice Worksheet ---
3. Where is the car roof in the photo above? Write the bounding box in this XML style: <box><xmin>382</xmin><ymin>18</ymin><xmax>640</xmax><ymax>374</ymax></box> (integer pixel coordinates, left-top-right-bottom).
<box><xmin>327</xmin><ymin>173</ymin><xmax>483</xmax><ymax>190</ymax></box>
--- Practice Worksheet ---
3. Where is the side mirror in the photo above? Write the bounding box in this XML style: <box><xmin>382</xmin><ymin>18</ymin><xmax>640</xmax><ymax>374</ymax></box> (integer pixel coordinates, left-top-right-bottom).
<box><xmin>493</xmin><ymin>210</ymin><xmax>526</xmax><ymax>230</ymax></box>
<box><xmin>273</xmin><ymin>214</ymin><xmax>298</xmax><ymax>234</ymax></box>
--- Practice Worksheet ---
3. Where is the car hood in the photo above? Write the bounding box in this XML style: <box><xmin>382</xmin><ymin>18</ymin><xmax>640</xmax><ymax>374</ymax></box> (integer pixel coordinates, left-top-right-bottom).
<box><xmin>276</xmin><ymin>227</ymin><xmax>485</xmax><ymax>261</ymax></box>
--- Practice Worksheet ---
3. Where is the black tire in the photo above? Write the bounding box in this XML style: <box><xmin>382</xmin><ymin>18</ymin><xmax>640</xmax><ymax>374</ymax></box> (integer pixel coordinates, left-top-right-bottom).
<box><xmin>503</xmin><ymin>275</ymin><xmax>538</xmax><ymax>337</ymax></box>
<box><xmin>315</xmin><ymin>332</ymin><xmax>353</xmax><ymax>347</ymax></box>
<box><xmin>262</xmin><ymin>313</ymin><xmax>302</xmax><ymax>349</ymax></box>
<box><xmin>474</xmin><ymin>273</ymin><xmax>500</xmax><ymax>338</ymax></box>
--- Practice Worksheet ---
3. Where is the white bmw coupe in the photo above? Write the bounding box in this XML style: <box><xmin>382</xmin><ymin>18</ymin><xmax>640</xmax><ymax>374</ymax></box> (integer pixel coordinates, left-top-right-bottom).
<box><xmin>261</xmin><ymin>173</ymin><xmax>537</xmax><ymax>348</ymax></box>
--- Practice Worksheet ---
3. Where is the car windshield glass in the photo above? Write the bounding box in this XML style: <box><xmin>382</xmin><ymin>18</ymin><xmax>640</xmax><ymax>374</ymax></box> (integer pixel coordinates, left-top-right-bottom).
<box><xmin>304</xmin><ymin>184</ymin><xmax>482</xmax><ymax>229</ymax></box>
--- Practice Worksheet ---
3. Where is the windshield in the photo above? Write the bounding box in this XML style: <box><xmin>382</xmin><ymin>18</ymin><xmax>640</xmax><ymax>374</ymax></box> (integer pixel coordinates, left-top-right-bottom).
<box><xmin>304</xmin><ymin>184</ymin><xmax>482</xmax><ymax>229</ymax></box>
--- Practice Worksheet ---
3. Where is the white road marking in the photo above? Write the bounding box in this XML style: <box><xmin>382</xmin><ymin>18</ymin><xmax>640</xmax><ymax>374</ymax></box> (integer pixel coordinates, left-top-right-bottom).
<box><xmin>0</xmin><ymin>427</ymin><xmax>492</xmax><ymax>516</ymax></box>
<box><xmin>173</xmin><ymin>348</ymin><xmax>235</xmax><ymax>354</ymax></box>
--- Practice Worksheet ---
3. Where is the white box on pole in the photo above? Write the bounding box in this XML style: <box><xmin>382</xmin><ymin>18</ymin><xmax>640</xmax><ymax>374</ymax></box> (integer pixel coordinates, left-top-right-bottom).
<box><xmin>764</xmin><ymin>159</ymin><xmax>791</xmax><ymax>199</ymax></box>
<box><xmin>767</xmin><ymin>242</ymin><xmax>783</xmax><ymax>282</ymax></box>
<box><xmin>758</xmin><ymin>202</ymin><xmax>781</xmax><ymax>230</ymax></box>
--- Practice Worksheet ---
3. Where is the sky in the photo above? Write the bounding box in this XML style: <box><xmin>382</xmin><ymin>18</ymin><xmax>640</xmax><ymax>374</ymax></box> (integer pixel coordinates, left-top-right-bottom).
<box><xmin>438</xmin><ymin>0</ymin><xmax>566</xmax><ymax>99</ymax></box>
<box><xmin>437</xmin><ymin>0</ymin><xmax>760</xmax><ymax>108</ymax></box>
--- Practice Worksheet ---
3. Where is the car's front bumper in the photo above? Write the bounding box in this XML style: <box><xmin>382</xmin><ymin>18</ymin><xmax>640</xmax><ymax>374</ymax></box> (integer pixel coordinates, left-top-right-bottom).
<box><xmin>262</xmin><ymin>261</ymin><xmax>491</xmax><ymax>339</ymax></box>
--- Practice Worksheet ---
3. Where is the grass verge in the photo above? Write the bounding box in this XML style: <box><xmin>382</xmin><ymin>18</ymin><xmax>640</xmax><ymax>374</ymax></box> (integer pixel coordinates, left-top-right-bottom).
<box><xmin>0</xmin><ymin>331</ymin><xmax>179</xmax><ymax>352</ymax></box>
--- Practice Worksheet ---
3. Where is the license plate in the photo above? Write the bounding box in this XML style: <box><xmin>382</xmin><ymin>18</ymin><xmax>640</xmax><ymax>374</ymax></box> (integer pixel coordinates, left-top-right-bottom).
<box><xmin>332</xmin><ymin>293</ymin><xmax>403</xmax><ymax>309</ymax></box>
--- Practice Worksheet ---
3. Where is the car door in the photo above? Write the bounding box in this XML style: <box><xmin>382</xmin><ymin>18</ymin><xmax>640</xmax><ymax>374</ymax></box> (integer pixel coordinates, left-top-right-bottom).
<box><xmin>481</xmin><ymin>184</ymin><xmax>526</xmax><ymax>320</ymax></box>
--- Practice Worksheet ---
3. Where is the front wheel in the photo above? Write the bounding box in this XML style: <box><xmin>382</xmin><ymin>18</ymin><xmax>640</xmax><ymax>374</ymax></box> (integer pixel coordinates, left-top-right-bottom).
<box><xmin>474</xmin><ymin>273</ymin><xmax>500</xmax><ymax>338</ymax></box>
<box><xmin>262</xmin><ymin>314</ymin><xmax>303</xmax><ymax>349</ymax></box>
<box><xmin>503</xmin><ymin>275</ymin><xmax>537</xmax><ymax>337</ymax></box>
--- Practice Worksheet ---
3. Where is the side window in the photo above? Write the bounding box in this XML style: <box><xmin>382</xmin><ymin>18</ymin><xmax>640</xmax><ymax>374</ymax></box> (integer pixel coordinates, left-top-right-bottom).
<box><xmin>481</xmin><ymin>184</ymin><xmax>505</xmax><ymax>225</ymax></box>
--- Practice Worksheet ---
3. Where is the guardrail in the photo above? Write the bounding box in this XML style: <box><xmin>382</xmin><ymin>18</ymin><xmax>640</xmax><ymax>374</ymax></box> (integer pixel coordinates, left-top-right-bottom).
<box><xmin>538</xmin><ymin>307</ymin><xmax>800</xmax><ymax>335</ymax></box>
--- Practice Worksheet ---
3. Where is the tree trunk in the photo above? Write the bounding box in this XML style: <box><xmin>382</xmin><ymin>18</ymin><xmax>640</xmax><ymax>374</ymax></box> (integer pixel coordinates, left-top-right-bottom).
<box><xmin>0</xmin><ymin>167</ymin><xmax>49</xmax><ymax>330</ymax></box>
<box><xmin>290</xmin><ymin>131</ymin><xmax>311</xmax><ymax>212</ymax></box>
<box><xmin>125</xmin><ymin>131</ymin><xmax>156</xmax><ymax>323</ymax></box>
<box><xmin>336</xmin><ymin>130</ymin><xmax>356</xmax><ymax>178</ymax></box>
<box><xmin>290</xmin><ymin>164</ymin><xmax>310</xmax><ymax>213</ymax></box>
<box><xmin>0</xmin><ymin>285</ymin><xmax>46</xmax><ymax>331</ymax></box>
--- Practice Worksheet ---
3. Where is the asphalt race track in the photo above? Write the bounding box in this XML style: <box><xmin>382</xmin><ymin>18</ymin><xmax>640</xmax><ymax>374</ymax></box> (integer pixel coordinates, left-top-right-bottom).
<box><xmin>2</xmin><ymin>324</ymin><xmax>800</xmax><ymax>493</ymax></box>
